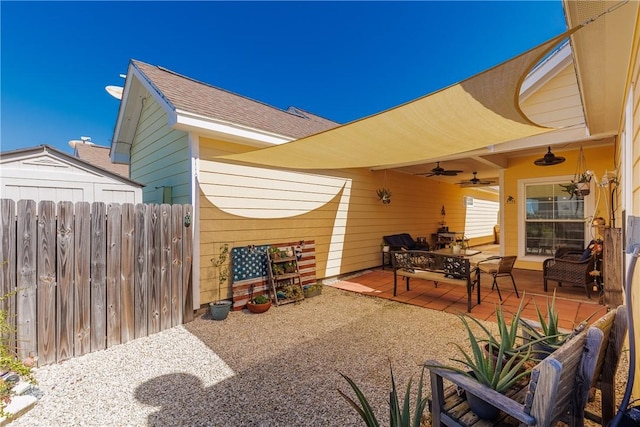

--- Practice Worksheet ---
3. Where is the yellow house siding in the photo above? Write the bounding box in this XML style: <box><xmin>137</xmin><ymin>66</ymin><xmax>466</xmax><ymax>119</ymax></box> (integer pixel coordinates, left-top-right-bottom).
<box><xmin>503</xmin><ymin>145</ymin><xmax>615</xmax><ymax>270</ymax></box>
<box><xmin>197</xmin><ymin>136</ymin><xmax>488</xmax><ymax>303</ymax></box>
<box><xmin>626</xmin><ymin>17</ymin><xmax>640</xmax><ymax>400</ymax></box>
<box><xmin>521</xmin><ymin>65</ymin><xmax>584</xmax><ymax>128</ymax></box>
<box><xmin>130</xmin><ymin>95</ymin><xmax>191</xmax><ymax>204</ymax></box>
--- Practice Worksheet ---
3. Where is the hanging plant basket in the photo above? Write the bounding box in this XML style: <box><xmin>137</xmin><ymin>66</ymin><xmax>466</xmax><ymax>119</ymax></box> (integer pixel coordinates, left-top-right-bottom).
<box><xmin>376</xmin><ymin>188</ymin><xmax>392</xmax><ymax>204</ymax></box>
<box><xmin>575</xmin><ymin>181</ymin><xmax>590</xmax><ymax>196</ymax></box>
<box><xmin>561</xmin><ymin>146</ymin><xmax>593</xmax><ymax>199</ymax></box>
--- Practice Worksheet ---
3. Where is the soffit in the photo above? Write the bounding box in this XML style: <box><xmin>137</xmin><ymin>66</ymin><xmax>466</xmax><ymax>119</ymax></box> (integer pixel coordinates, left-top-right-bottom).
<box><xmin>563</xmin><ymin>0</ymin><xmax>639</xmax><ymax>136</ymax></box>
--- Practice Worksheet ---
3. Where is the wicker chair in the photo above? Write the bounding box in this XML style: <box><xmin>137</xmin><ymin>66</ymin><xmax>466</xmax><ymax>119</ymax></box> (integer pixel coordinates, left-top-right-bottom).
<box><xmin>543</xmin><ymin>247</ymin><xmax>595</xmax><ymax>298</ymax></box>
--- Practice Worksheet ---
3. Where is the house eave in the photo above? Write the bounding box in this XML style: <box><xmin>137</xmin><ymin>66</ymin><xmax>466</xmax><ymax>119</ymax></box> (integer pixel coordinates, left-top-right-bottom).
<box><xmin>172</xmin><ymin>109</ymin><xmax>294</xmax><ymax>147</ymax></box>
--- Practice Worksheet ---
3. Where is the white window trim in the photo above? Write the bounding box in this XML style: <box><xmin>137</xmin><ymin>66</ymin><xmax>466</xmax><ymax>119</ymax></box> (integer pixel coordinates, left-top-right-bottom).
<box><xmin>517</xmin><ymin>175</ymin><xmax>595</xmax><ymax>262</ymax></box>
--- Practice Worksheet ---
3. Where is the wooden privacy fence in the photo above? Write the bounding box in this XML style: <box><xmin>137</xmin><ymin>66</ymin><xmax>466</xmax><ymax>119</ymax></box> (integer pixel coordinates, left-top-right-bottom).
<box><xmin>0</xmin><ymin>199</ymin><xmax>194</xmax><ymax>366</ymax></box>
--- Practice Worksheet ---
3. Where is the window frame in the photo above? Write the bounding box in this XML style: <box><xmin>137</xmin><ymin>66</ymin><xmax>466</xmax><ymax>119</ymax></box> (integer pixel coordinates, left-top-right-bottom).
<box><xmin>517</xmin><ymin>175</ymin><xmax>594</xmax><ymax>261</ymax></box>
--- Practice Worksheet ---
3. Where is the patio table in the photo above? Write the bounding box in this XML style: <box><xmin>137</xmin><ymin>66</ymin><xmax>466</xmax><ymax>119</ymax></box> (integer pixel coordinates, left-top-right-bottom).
<box><xmin>432</xmin><ymin>248</ymin><xmax>481</xmax><ymax>257</ymax></box>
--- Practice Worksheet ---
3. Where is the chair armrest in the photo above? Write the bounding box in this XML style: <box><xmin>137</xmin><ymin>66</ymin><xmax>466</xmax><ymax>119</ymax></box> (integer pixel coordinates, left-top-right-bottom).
<box><xmin>477</xmin><ymin>256</ymin><xmax>501</xmax><ymax>266</ymax></box>
<box><xmin>553</xmin><ymin>257</ymin><xmax>592</xmax><ymax>265</ymax></box>
<box><xmin>425</xmin><ymin>360</ymin><xmax>536</xmax><ymax>425</ymax></box>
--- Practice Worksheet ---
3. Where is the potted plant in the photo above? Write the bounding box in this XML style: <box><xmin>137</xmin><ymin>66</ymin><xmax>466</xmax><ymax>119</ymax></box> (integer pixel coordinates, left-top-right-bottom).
<box><xmin>272</xmin><ymin>263</ymin><xmax>285</xmax><ymax>276</ymax></box>
<box><xmin>284</xmin><ymin>261</ymin><xmax>297</xmax><ymax>273</ymax></box>
<box><xmin>376</xmin><ymin>188</ymin><xmax>392</xmax><ymax>204</ymax></box>
<box><xmin>246</xmin><ymin>293</ymin><xmax>271</xmax><ymax>314</ymax></box>
<box><xmin>519</xmin><ymin>291</ymin><xmax>594</xmax><ymax>360</ymax></box>
<box><xmin>426</xmin><ymin>311</ymin><xmax>533</xmax><ymax>419</ymax></box>
<box><xmin>303</xmin><ymin>284</ymin><xmax>323</xmax><ymax>298</ymax></box>
<box><xmin>574</xmin><ymin>172</ymin><xmax>592</xmax><ymax>196</ymax></box>
<box><xmin>283</xmin><ymin>284</ymin><xmax>303</xmax><ymax>301</ymax></box>
<box><xmin>267</xmin><ymin>246</ymin><xmax>280</xmax><ymax>260</ymax></box>
<box><xmin>561</xmin><ymin>146</ymin><xmax>593</xmax><ymax>199</ymax></box>
<box><xmin>209</xmin><ymin>243</ymin><xmax>232</xmax><ymax>320</ymax></box>
<box><xmin>484</xmin><ymin>299</ymin><xmax>532</xmax><ymax>360</ymax></box>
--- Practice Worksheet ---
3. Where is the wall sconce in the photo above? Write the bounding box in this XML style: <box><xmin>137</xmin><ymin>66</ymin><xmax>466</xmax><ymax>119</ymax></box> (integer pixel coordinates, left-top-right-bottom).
<box><xmin>506</xmin><ymin>195</ymin><xmax>516</xmax><ymax>204</ymax></box>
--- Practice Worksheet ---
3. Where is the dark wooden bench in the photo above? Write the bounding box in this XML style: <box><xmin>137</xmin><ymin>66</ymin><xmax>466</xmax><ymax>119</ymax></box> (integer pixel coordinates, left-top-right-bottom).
<box><xmin>427</xmin><ymin>324</ymin><xmax>604</xmax><ymax>426</ymax></box>
<box><xmin>390</xmin><ymin>250</ymin><xmax>480</xmax><ymax>312</ymax></box>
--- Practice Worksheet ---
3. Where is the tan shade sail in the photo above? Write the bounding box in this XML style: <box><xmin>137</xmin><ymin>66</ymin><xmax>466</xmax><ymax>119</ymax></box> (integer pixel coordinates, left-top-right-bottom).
<box><xmin>218</xmin><ymin>28</ymin><xmax>579</xmax><ymax>170</ymax></box>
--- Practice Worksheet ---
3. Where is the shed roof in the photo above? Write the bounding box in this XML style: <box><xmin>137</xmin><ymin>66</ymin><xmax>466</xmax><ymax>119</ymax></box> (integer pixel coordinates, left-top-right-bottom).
<box><xmin>1</xmin><ymin>145</ymin><xmax>143</xmax><ymax>187</ymax></box>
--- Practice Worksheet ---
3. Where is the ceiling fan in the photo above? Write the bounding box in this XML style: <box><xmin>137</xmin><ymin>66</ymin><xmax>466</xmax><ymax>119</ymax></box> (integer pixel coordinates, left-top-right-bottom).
<box><xmin>459</xmin><ymin>172</ymin><xmax>496</xmax><ymax>187</ymax></box>
<box><xmin>416</xmin><ymin>162</ymin><xmax>463</xmax><ymax>177</ymax></box>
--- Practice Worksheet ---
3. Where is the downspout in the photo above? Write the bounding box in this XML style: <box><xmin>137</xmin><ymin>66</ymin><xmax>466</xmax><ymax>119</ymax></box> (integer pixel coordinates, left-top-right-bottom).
<box><xmin>189</xmin><ymin>133</ymin><xmax>201</xmax><ymax>310</ymax></box>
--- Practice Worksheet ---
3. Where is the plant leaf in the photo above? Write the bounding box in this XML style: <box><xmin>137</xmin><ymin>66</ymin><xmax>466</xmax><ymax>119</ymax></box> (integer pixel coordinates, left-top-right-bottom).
<box><xmin>338</xmin><ymin>373</ymin><xmax>380</xmax><ymax>427</ymax></box>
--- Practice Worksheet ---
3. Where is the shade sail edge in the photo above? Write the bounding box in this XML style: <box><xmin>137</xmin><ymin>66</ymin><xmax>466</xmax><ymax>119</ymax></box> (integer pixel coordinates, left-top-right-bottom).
<box><xmin>217</xmin><ymin>27</ymin><xmax>579</xmax><ymax>170</ymax></box>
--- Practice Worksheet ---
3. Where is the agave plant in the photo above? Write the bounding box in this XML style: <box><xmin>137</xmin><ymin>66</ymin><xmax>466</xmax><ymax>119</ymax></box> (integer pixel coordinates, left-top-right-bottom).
<box><xmin>490</xmin><ymin>298</ymin><xmax>530</xmax><ymax>356</ymax></box>
<box><xmin>519</xmin><ymin>290</ymin><xmax>595</xmax><ymax>358</ymax></box>
<box><xmin>338</xmin><ymin>361</ymin><xmax>428</xmax><ymax>427</ymax></box>
<box><xmin>447</xmin><ymin>314</ymin><xmax>533</xmax><ymax>394</ymax></box>
<box><xmin>520</xmin><ymin>290</ymin><xmax>566</xmax><ymax>348</ymax></box>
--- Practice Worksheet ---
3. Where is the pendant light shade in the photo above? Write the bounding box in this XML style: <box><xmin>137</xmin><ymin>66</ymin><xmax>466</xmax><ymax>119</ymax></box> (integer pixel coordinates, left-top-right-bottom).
<box><xmin>534</xmin><ymin>146</ymin><xmax>566</xmax><ymax>166</ymax></box>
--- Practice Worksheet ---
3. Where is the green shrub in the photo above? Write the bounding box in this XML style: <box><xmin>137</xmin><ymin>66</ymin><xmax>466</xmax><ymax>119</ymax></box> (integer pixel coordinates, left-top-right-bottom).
<box><xmin>0</xmin><ymin>290</ymin><xmax>36</xmax><ymax>418</ymax></box>
<box><xmin>252</xmin><ymin>294</ymin><xmax>270</xmax><ymax>304</ymax></box>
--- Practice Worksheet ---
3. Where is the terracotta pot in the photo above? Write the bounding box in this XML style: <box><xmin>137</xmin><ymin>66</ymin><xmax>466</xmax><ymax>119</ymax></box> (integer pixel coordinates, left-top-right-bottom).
<box><xmin>246</xmin><ymin>301</ymin><xmax>271</xmax><ymax>313</ymax></box>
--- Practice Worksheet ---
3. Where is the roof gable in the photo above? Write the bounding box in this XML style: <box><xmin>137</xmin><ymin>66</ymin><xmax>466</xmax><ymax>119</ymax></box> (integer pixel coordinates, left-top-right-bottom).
<box><xmin>131</xmin><ymin>60</ymin><xmax>339</xmax><ymax>139</ymax></box>
<box><xmin>1</xmin><ymin>145</ymin><xmax>143</xmax><ymax>187</ymax></box>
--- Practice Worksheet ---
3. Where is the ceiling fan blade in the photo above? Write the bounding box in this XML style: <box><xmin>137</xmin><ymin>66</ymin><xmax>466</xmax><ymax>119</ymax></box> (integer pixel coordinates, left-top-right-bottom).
<box><xmin>414</xmin><ymin>172</ymin><xmax>435</xmax><ymax>177</ymax></box>
<box><xmin>460</xmin><ymin>180</ymin><xmax>496</xmax><ymax>187</ymax></box>
<box><xmin>441</xmin><ymin>170</ymin><xmax>462</xmax><ymax>176</ymax></box>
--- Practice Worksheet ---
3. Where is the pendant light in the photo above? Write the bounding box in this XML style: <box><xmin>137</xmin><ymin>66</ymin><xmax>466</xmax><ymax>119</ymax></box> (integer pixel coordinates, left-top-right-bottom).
<box><xmin>534</xmin><ymin>146</ymin><xmax>566</xmax><ymax>166</ymax></box>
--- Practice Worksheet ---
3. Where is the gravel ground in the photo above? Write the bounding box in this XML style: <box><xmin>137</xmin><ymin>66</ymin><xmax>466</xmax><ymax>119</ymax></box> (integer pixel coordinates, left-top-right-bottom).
<box><xmin>9</xmin><ymin>285</ymin><xmax>630</xmax><ymax>426</ymax></box>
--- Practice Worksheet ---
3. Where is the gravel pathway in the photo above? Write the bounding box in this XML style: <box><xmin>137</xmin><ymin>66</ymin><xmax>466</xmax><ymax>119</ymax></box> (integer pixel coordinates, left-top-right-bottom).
<box><xmin>9</xmin><ymin>286</ymin><xmax>628</xmax><ymax>426</ymax></box>
<box><xmin>11</xmin><ymin>287</ymin><xmax>471</xmax><ymax>426</ymax></box>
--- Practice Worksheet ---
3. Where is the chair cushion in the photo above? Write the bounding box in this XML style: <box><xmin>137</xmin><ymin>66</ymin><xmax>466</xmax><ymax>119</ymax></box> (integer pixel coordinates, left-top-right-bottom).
<box><xmin>383</xmin><ymin>233</ymin><xmax>417</xmax><ymax>249</ymax></box>
<box><xmin>478</xmin><ymin>263</ymin><xmax>498</xmax><ymax>274</ymax></box>
<box><xmin>579</xmin><ymin>247</ymin><xmax>592</xmax><ymax>262</ymax></box>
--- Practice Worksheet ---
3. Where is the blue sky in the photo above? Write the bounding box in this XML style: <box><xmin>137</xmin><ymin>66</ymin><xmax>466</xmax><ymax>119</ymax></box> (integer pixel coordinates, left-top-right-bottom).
<box><xmin>1</xmin><ymin>1</ymin><xmax>566</xmax><ymax>154</ymax></box>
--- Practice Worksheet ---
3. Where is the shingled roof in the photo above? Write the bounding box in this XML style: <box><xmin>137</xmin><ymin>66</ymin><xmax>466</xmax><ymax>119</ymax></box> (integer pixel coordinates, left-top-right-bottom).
<box><xmin>74</xmin><ymin>143</ymin><xmax>129</xmax><ymax>178</ymax></box>
<box><xmin>132</xmin><ymin>60</ymin><xmax>340</xmax><ymax>139</ymax></box>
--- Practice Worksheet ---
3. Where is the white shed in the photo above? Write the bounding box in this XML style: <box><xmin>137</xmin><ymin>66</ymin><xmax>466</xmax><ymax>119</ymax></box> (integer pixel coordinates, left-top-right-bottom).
<box><xmin>0</xmin><ymin>145</ymin><xmax>144</xmax><ymax>204</ymax></box>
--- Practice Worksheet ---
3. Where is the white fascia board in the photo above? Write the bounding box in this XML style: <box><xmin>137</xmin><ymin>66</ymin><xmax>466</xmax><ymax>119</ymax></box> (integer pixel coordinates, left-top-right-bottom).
<box><xmin>111</xmin><ymin>63</ymin><xmax>178</xmax><ymax>164</ymax></box>
<box><xmin>131</xmin><ymin>65</ymin><xmax>177</xmax><ymax>120</ymax></box>
<box><xmin>520</xmin><ymin>41</ymin><xmax>573</xmax><ymax>101</ymax></box>
<box><xmin>110</xmin><ymin>63</ymin><xmax>136</xmax><ymax>163</ymax></box>
<box><xmin>171</xmin><ymin>109</ymin><xmax>294</xmax><ymax>146</ymax></box>
<box><xmin>118</xmin><ymin>65</ymin><xmax>293</xmax><ymax>150</ymax></box>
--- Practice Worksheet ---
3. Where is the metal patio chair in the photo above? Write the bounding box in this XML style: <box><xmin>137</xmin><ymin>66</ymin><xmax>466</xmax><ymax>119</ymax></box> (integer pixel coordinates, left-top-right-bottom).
<box><xmin>477</xmin><ymin>255</ymin><xmax>519</xmax><ymax>300</ymax></box>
